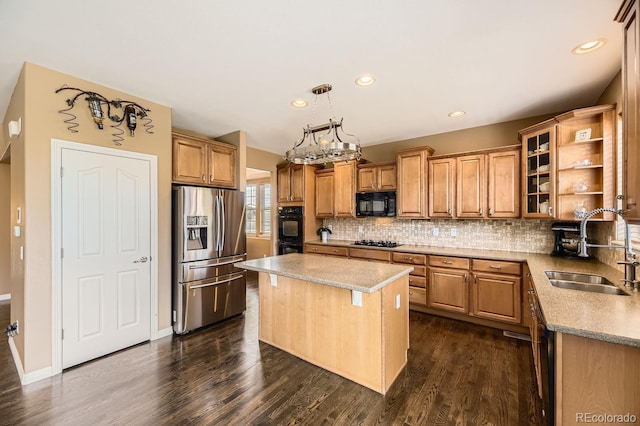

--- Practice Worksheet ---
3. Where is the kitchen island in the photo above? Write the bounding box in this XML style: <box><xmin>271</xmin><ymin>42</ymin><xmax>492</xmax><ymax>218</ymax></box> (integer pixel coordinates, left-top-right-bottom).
<box><xmin>235</xmin><ymin>253</ymin><xmax>413</xmax><ymax>394</ymax></box>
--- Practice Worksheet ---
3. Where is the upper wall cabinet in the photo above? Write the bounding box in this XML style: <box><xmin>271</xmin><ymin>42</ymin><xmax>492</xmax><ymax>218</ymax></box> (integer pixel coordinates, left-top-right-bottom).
<box><xmin>397</xmin><ymin>146</ymin><xmax>434</xmax><ymax>218</ymax></box>
<box><xmin>428</xmin><ymin>157</ymin><xmax>456</xmax><ymax>218</ymax></box>
<box><xmin>519</xmin><ymin>105</ymin><xmax>615</xmax><ymax>221</ymax></box>
<box><xmin>277</xmin><ymin>164</ymin><xmax>305</xmax><ymax>204</ymax></box>
<box><xmin>428</xmin><ymin>146</ymin><xmax>521</xmax><ymax>219</ymax></box>
<box><xmin>616</xmin><ymin>0</ymin><xmax>640</xmax><ymax>223</ymax></box>
<box><xmin>357</xmin><ymin>161</ymin><xmax>397</xmax><ymax>192</ymax></box>
<box><xmin>172</xmin><ymin>132</ymin><xmax>237</xmax><ymax>189</ymax></box>
<box><xmin>334</xmin><ymin>160</ymin><xmax>359</xmax><ymax>217</ymax></box>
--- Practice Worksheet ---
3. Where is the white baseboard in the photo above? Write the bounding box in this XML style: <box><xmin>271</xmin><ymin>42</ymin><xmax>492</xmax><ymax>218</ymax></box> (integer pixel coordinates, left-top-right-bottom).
<box><xmin>8</xmin><ymin>336</ymin><xmax>53</xmax><ymax>385</ymax></box>
<box><xmin>153</xmin><ymin>326</ymin><xmax>173</xmax><ymax>340</ymax></box>
<box><xmin>0</xmin><ymin>293</ymin><xmax>10</xmax><ymax>301</ymax></box>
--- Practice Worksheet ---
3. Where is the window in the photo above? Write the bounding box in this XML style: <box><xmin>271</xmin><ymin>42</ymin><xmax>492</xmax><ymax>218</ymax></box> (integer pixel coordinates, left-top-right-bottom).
<box><xmin>246</xmin><ymin>178</ymin><xmax>271</xmax><ymax>237</ymax></box>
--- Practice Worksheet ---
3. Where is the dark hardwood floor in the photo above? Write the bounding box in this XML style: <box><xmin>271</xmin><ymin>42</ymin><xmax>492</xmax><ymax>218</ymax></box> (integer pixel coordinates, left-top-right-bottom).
<box><xmin>0</xmin><ymin>272</ymin><xmax>542</xmax><ymax>425</ymax></box>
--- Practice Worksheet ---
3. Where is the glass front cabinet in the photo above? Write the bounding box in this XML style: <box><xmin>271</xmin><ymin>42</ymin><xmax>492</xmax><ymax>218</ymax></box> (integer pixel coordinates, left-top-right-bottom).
<box><xmin>519</xmin><ymin>105</ymin><xmax>615</xmax><ymax>221</ymax></box>
<box><xmin>521</xmin><ymin>121</ymin><xmax>556</xmax><ymax>218</ymax></box>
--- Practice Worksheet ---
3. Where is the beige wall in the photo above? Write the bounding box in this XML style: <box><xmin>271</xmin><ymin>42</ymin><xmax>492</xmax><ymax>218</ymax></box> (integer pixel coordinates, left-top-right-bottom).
<box><xmin>361</xmin><ymin>113</ymin><xmax>557</xmax><ymax>162</ymax></box>
<box><xmin>0</xmin><ymin>164</ymin><xmax>10</xmax><ymax>296</ymax></box>
<box><xmin>247</xmin><ymin>147</ymin><xmax>283</xmax><ymax>256</ymax></box>
<box><xmin>3</xmin><ymin>66</ymin><xmax>26</xmax><ymax>365</ymax></box>
<box><xmin>246</xmin><ymin>237</ymin><xmax>271</xmax><ymax>259</ymax></box>
<box><xmin>4</xmin><ymin>63</ymin><xmax>172</xmax><ymax>374</ymax></box>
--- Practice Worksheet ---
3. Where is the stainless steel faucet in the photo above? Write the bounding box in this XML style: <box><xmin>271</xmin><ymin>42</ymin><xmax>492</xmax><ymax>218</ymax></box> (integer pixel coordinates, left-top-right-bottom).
<box><xmin>579</xmin><ymin>207</ymin><xmax>639</xmax><ymax>290</ymax></box>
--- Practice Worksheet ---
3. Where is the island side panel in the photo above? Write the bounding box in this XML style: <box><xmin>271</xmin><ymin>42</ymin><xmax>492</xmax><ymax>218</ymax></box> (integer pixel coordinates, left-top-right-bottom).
<box><xmin>555</xmin><ymin>332</ymin><xmax>640</xmax><ymax>425</ymax></box>
<box><xmin>382</xmin><ymin>275</ymin><xmax>409</xmax><ymax>392</ymax></box>
<box><xmin>258</xmin><ymin>272</ymin><xmax>385</xmax><ymax>393</ymax></box>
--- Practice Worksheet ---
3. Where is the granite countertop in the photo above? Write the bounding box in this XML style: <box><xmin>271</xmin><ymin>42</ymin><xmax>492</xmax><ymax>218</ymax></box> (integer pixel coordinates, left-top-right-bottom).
<box><xmin>235</xmin><ymin>253</ymin><xmax>413</xmax><ymax>294</ymax></box>
<box><xmin>306</xmin><ymin>239</ymin><xmax>640</xmax><ymax>347</ymax></box>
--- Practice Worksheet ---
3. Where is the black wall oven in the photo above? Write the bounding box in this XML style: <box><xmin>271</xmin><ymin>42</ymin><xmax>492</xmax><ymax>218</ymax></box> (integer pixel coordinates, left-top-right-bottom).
<box><xmin>278</xmin><ymin>206</ymin><xmax>304</xmax><ymax>254</ymax></box>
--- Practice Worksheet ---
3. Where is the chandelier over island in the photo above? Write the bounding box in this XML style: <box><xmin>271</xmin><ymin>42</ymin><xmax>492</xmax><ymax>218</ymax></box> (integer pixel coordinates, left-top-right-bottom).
<box><xmin>284</xmin><ymin>84</ymin><xmax>362</xmax><ymax>165</ymax></box>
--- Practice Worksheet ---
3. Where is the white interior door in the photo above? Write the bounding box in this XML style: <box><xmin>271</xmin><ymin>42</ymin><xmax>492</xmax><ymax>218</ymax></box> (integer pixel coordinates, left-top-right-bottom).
<box><xmin>61</xmin><ymin>148</ymin><xmax>151</xmax><ymax>368</ymax></box>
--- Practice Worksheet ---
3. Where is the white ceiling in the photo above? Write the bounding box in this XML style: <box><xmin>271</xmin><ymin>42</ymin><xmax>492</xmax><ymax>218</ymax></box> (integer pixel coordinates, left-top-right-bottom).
<box><xmin>0</xmin><ymin>1</ymin><xmax>623</xmax><ymax>157</ymax></box>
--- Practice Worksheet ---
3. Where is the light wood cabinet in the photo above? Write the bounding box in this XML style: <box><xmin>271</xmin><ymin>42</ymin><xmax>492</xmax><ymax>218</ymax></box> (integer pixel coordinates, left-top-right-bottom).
<box><xmin>315</xmin><ymin>169</ymin><xmax>334</xmax><ymax>218</ymax></box>
<box><xmin>357</xmin><ymin>161</ymin><xmax>397</xmax><ymax>192</ymax></box>
<box><xmin>172</xmin><ymin>132</ymin><xmax>237</xmax><ymax>188</ymax></box>
<box><xmin>456</xmin><ymin>154</ymin><xmax>486</xmax><ymax>218</ymax></box>
<box><xmin>428</xmin><ymin>266</ymin><xmax>469</xmax><ymax>314</ymax></box>
<box><xmin>429</xmin><ymin>146</ymin><xmax>520</xmax><ymax>219</ymax></box>
<box><xmin>428</xmin><ymin>157</ymin><xmax>456</xmax><ymax>218</ymax></box>
<box><xmin>304</xmin><ymin>243</ymin><xmax>348</xmax><ymax>257</ymax></box>
<box><xmin>334</xmin><ymin>161</ymin><xmax>358</xmax><ymax>217</ymax></box>
<box><xmin>428</xmin><ymin>255</ymin><xmax>470</xmax><ymax>313</ymax></box>
<box><xmin>277</xmin><ymin>164</ymin><xmax>306</xmax><ymax>204</ymax></box>
<box><xmin>487</xmin><ymin>149</ymin><xmax>520</xmax><ymax>218</ymax></box>
<box><xmin>396</xmin><ymin>146</ymin><xmax>434</xmax><ymax>218</ymax></box>
<box><xmin>519</xmin><ymin>105</ymin><xmax>615</xmax><ymax>221</ymax></box>
<box><xmin>470</xmin><ymin>259</ymin><xmax>521</xmax><ymax>324</ymax></box>
<box><xmin>521</xmin><ymin>122</ymin><xmax>556</xmax><ymax>218</ymax></box>
<box><xmin>555</xmin><ymin>105</ymin><xmax>616</xmax><ymax>221</ymax></box>
<box><xmin>392</xmin><ymin>252</ymin><xmax>428</xmax><ymax>306</ymax></box>
<box><xmin>349</xmin><ymin>248</ymin><xmax>391</xmax><ymax>262</ymax></box>
<box><xmin>617</xmin><ymin>0</ymin><xmax>640</xmax><ymax>222</ymax></box>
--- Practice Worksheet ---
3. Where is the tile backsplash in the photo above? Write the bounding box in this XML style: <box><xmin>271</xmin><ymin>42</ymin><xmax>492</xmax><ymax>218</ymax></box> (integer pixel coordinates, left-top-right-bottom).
<box><xmin>323</xmin><ymin>217</ymin><xmax>555</xmax><ymax>253</ymax></box>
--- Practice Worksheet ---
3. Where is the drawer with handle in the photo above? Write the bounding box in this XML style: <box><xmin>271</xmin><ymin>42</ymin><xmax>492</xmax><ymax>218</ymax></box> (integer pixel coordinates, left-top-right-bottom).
<box><xmin>392</xmin><ymin>252</ymin><xmax>427</xmax><ymax>265</ymax></box>
<box><xmin>408</xmin><ymin>286</ymin><xmax>427</xmax><ymax>306</ymax></box>
<box><xmin>408</xmin><ymin>275</ymin><xmax>426</xmax><ymax>288</ymax></box>
<box><xmin>304</xmin><ymin>244</ymin><xmax>348</xmax><ymax>257</ymax></box>
<box><xmin>429</xmin><ymin>255</ymin><xmax>469</xmax><ymax>269</ymax></box>
<box><xmin>349</xmin><ymin>248</ymin><xmax>391</xmax><ymax>262</ymax></box>
<box><xmin>473</xmin><ymin>259</ymin><xmax>521</xmax><ymax>275</ymax></box>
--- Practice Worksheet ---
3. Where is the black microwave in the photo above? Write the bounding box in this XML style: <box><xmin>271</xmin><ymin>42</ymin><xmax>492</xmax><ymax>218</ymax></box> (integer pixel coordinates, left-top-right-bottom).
<box><xmin>356</xmin><ymin>191</ymin><xmax>396</xmax><ymax>217</ymax></box>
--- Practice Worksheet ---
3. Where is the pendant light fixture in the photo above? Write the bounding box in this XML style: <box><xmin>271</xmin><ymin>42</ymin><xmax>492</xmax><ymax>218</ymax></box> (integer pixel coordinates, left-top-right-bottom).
<box><xmin>285</xmin><ymin>83</ymin><xmax>361</xmax><ymax>165</ymax></box>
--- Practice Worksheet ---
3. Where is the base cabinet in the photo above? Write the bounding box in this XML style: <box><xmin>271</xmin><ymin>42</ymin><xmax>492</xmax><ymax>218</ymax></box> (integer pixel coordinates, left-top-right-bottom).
<box><xmin>428</xmin><ymin>267</ymin><xmax>469</xmax><ymax>313</ymax></box>
<box><xmin>392</xmin><ymin>252</ymin><xmax>427</xmax><ymax>306</ymax></box>
<box><xmin>471</xmin><ymin>259</ymin><xmax>521</xmax><ymax>324</ymax></box>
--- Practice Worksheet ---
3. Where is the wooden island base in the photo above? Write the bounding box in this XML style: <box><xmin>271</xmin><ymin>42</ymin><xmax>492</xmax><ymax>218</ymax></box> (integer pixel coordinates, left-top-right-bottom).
<box><xmin>258</xmin><ymin>272</ymin><xmax>409</xmax><ymax>395</ymax></box>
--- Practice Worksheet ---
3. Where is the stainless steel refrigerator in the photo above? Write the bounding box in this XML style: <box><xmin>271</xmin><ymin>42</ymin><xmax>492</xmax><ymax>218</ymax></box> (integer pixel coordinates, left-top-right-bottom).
<box><xmin>172</xmin><ymin>185</ymin><xmax>246</xmax><ymax>334</ymax></box>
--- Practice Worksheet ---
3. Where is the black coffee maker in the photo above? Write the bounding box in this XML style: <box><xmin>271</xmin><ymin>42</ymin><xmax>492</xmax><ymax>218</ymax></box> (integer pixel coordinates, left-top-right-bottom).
<box><xmin>550</xmin><ymin>222</ymin><xmax>585</xmax><ymax>258</ymax></box>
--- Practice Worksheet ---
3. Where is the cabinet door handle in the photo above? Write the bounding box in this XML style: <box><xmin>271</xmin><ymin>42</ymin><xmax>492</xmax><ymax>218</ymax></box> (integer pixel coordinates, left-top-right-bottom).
<box><xmin>548</xmin><ymin>206</ymin><xmax>553</xmax><ymax>217</ymax></box>
<box><xmin>479</xmin><ymin>208</ymin><xmax>483</xmax><ymax>215</ymax></box>
<box><xmin>489</xmin><ymin>265</ymin><xmax>502</xmax><ymax>270</ymax></box>
<box><xmin>447</xmin><ymin>208</ymin><xmax>452</xmax><ymax>216</ymax></box>
<box><xmin>489</xmin><ymin>207</ymin><xmax>493</xmax><ymax>216</ymax></box>
<box><xmin>201</xmin><ymin>174</ymin><xmax>206</xmax><ymax>182</ymax></box>
<box><xmin>473</xmin><ymin>273</ymin><xmax>477</xmax><ymax>283</ymax></box>
<box><xmin>209</xmin><ymin>175</ymin><xmax>213</xmax><ymax>183</ymax></box>
<box><xmin>404</xmin><ymin>256</ymin><xmax>413</xmax><ymax>261</ymax></box>
<box><xmin>442</xmin><ymin>260</ymin><xmax>453</xmax><ymax>265</ymax></box>
<box><xmin>463</xmin><ymin>273</ymin><xmax>468</xmax><ymax>282</ymax></box>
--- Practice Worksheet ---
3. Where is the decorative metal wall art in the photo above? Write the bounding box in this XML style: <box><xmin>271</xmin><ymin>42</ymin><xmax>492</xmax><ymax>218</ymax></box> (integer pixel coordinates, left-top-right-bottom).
<box><xmin>55</xmin><ymin>85</ymin><xmax>154</xmax><ymax>145</ymax></box>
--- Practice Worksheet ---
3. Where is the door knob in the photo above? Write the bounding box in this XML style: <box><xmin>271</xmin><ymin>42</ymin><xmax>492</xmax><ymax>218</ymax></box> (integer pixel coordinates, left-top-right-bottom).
<box><xmin>133</xmin><ymin>256</ymin><xmax>148</xmax><ymax>263</ymax></box>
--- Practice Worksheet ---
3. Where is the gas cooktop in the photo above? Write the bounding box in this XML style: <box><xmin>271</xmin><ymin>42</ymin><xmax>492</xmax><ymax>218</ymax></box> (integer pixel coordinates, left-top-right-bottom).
<box><xmin>353</xmin><ymin>240</ymin><xmax>402</xmax><ymax>248</ymax></box>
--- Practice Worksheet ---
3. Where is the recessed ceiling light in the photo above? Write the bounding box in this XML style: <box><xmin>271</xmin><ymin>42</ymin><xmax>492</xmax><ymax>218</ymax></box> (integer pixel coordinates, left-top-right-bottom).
<box><xmin>572</xmin><ymin>38</ymin><xmax>607</xmax><ymax>54</ymax></box>
<box><xmin>448</xmin><ymin>111</ymin><xmax>465</xmax><ymax>118</ymax></box>
<box><xmin>355</xmin><ymin>74</ymin><xmax>376</xmax><ymax>87</ymax></box>
<box><xmin>291</xmin><ymin>99</ymin><xmax>308</xmax><ymax>108</ymax></box>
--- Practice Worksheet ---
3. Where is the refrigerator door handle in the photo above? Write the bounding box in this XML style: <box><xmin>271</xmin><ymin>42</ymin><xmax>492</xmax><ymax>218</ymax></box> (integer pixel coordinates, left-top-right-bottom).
<box><xmin>220</xmin><ymin>194</ymin><xmax>226</xmax><ymax>255</ymax></box>
<box><xmin>215</xmin><ymin>194</ymin><xmax>221</xmax><ymax>256</ymax></box>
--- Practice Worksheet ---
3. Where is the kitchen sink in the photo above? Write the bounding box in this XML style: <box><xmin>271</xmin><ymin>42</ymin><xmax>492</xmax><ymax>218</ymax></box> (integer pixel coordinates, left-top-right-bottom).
<box><xmin>545</xmin><ymin>271</ymin><xmax>629</xmax><ymax>296</ymax></box>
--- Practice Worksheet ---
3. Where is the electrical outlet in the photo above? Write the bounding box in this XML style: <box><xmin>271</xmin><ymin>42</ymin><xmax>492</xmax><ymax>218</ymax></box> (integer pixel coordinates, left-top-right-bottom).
<box><xmin>433</xmin><ymin>227</ymin><xmax>439</xmax><ymax>236</ymax></box>
<box><xmin>358</xmin><ymin>225</ymin><xmax>363</xmax><ymax>233</ymax></box>
<box><xmin>450</xmin><ymin>228</ymin><xmax>457</xmax><ymax>237</ymax></box>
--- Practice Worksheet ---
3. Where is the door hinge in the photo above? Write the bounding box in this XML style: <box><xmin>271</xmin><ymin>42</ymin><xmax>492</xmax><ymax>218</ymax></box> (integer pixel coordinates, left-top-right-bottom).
<box><xmin>61</xmin><ymin>329</ymin><xmax>64</xmax><ymax>340</ymax></box>
<box><xmin>60</xmin><ymin>167</ymin><xmax>64</xmax><ymax>178</ymax></box>
<box><xmin>61</xmin><ymin>248</ymin><xmax>64</xmax><ymax>258</ymax></box>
